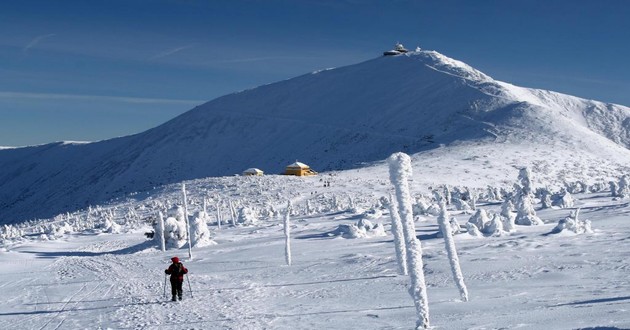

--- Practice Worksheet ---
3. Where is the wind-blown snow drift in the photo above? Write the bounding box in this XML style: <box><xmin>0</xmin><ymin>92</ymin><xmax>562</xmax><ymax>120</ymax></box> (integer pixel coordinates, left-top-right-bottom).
<box><xmin>1</xmin><ymin>50</ymin><xmax>630</xmax><ymax>223</ymax></box>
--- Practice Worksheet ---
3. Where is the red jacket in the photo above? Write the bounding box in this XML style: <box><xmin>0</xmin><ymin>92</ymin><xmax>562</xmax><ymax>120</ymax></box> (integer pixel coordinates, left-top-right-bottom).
<box><xmin>165</xmin><ymin>262</ymin><xmax>188</xmax><ymax>281</ymax></box>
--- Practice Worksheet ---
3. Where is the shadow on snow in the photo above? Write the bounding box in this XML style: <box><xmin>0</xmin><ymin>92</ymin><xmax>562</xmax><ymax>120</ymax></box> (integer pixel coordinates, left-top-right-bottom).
<box><xmin>20</xmin><ymin>240</ymin><xmax>154</xmax><ymax>259</ymax></box>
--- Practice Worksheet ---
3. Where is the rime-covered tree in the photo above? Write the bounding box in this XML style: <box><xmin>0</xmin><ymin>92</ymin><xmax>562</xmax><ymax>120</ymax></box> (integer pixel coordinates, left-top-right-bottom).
<box><xmin>553</xmin><ymin>189</ymin><xmax>575</xmax><ymax>209</ymax></box>
<box><xmin>190</xmin><ymin>211</ymin><xmax>214</xmax><ymax>247</ymax></box>
<box><xmin>388</xmin><ymin>194</ymin><xmax>408</xmax><ymax>276</ymax></box>
<box><xmin>552</xmin><ymin>208</ymin><xmax>593</xmax><ymax>234</ymax></box>
<box><xmin>466</xmin><ymin>222</ymin><xmax>483</xmax><ymax>237</ymax></box>
<box><xmin>515</xmin><ymin>189</ymin><xmax>543</xmax><ymax>225</ymax></box>
<box><xmin>436</xmin><ymin>194</ymin><xmax>468</xmax><ymax>301</ymax></box>
<box><xmin>182</xmin><ymin>183</ymin><xmax>192</xmax><ymax>259</ymax></box>
<box><xmin>610</xmin><ymin>181</ymin><xmax>620</xmax><ymax>197</ymax></box>
<box><xmin>500</xmin><ymin>197</ymin><xmax>516</xmax><ymax>219</ymax></box>
<box><xmin>469</xmin><ymin>191</ymin><xmax>478</xmax><ymax>211</ymax></box>
<box><xmin>237</xmin><ymin>207</ymin><xmax>258</xmax><ymax>225</ymax></box>
<box><xmin>412</xmin><ymin>195</ymin><xmax>431</xmax><ymax>216</ymax></box>
<box><xmin>443</xmin><ymin>185</ymin><xmax>452</xmax><ymax>205</ymax></box>
<box><xmin>485</xmin><ymin>186</ymin><xmax>500</xmax><ymax>202</ymax></box>
<box><xmin>156</xmin><ymin>211</ymin><xmax>166</xmax><ymax>251</ymax></box>
<box><xmin>388</xmin><ymin>152</ymin><xmax>430</xmax><ymax>329</ymax></box>
<box><xmin>501</xmin><ymin>211</ymin><xmax>516</xmax><ymax>233</ymax></box>
<box><xmin>284</xmin><ymin>201</ymin><xmax>292</xmax><ymax>266</ymax></box>
<box><xmin>618</xmin><ymin>175</ymin><xmax>630</xmax><ymax>198</ymax></box>
<box><xmin>514</xmin><ymin>169</ymin><xmax>543</xmax><ymax>226</ymax></box>
<box><xmin>486</xmin><ymin>214</ymin><xmax>506</xmax><ymax>236</ymax></box>
<box><xmin>518</xmin><ymin>167</ymin><xmax>534</xmax><ymax>195</ymax></box>
<box><xmin>540</xmin><ymin>188</ymin><xmax>553</xmax><ymax>209</ymax></box>
<box><xmin>468</xmin><ymin>209</ymin><xmax>490</xmax><ymax>232</ymax></box>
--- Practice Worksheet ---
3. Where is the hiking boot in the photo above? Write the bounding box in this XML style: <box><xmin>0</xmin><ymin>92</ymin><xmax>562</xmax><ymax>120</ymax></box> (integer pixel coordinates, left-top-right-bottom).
<box><xmin>178</xmin><ymin>296</ymin><xmax>182</xmax><ymax>301</ymax></box>
<box><xmin>172</xmin><ymin>296</ymin><xmax>177</xmax><ymax>301</ymax></box>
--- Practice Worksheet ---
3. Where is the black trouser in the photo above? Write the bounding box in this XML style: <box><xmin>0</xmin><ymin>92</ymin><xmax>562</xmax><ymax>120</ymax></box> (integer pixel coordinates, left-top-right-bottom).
<box><xmin>170</xmin><ymin>279</ymin><xmax>183</xmax><ymax>299</ymax></box>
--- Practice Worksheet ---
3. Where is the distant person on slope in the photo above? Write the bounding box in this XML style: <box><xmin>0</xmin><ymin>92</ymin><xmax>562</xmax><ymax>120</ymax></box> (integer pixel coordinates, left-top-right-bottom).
<box><xmin>165</xmin><ymin>257</ymin><xmax>188</xmax><ymax>301</ymax></box>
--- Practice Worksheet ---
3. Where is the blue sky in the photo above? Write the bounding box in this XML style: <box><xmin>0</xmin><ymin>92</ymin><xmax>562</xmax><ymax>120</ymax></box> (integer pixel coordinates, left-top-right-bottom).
<box><xmin>1</xmin><ymin>0</ymin><xmax>629</xmax><ymax>146</ymax></box>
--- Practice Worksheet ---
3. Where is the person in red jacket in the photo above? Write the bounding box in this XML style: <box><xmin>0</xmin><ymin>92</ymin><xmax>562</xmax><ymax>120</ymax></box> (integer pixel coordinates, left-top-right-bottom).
<box><xmin>165</xmin><ymin>256</ymin><xmax>188</xmax><ymax>301</ymax></box>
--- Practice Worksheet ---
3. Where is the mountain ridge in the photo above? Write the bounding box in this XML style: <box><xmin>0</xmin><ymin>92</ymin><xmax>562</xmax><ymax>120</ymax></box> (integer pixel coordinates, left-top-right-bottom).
<box><xmin>1</xmin><ymin>50</ymin><xmax>629</xmax><ymax>223</ymax></box>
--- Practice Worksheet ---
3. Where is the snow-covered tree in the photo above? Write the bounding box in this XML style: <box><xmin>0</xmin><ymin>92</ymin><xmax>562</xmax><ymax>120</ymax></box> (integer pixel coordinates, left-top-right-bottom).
<box><xmin>468</xmin><ymin>209</ymin><xmax>490</xmax><ymax>232</ymax></box>
<box><xmin>566</xmin><ymin>181</ymin><xmax>587</xmax><ymax>194</ymax></box>
<box><xmin>552</xmin><ymin>208</ymin><xmax>592</xmax><ymax>234</ymax></box>
<box><xmin>237</xmin><ymin>207</ymin><xmax>258</xmax><ymax>225</ymax></box>
<box><xmin>466</xmin><ymin>222</ymin><xmax>483</xmax><ymax>237</ymax></box>
<box><xmin>486</xmin><ymin>214</ymin><xmax>506</xmax><ymax>236</ymax></box>
<box><xmin>412</xmin><ymin>195</ymin><xmax>431</xmax><ymax>216</ymax></box>
<box><xmin>469</xmin><ymin>192</ymin><xmax>477</xmax><ymax>211</ymax></box>
<box><xmin>452</xmin><ymin>198</ymin><xmax>472</xmax><ymax>212</ymax></box>
<box><xmin>334</xmin><ymin>219</ymin><xmax>386</xmax><ymax>239</ymax></box>
<box><xmin>501</xmin><ymin>211</ymin><xmax>516</xmax><ymax>233</ymax></box>
<box><xmin>436</xmin><ymin>195</ymin><xmax>468</xmax><ymax>302</ymax></box>
<box><xmin>554</xmin><ymin>190</ymin><xmax>575</xmax><ymax>209</ymax></box>
<box><xmin>190</xmin><ymin>211</ymin><xmax>214</xmax><ymax>247</ymax></box>
<box><xmin>515</xmin><ymin>189</ymin><xmax>543</xmax><ymax>226</ymax></box>
<box><xmin>163</xmin><ymin>205</ymin><xmax>188</xmax><ymax>248</ymax></box>
<box><xmin>484</xmin><ymin>185</ymin><xmax>500</xmax><ymax>202</ymax></box>
<box><xmin>388</xmin><ymin>194</ymin><xmax>408</xmax><ymax>276</ymax></box>
<box><xmin>518</xmin><ymin>167</ymin><xmax>534</xmax><ymax>195</ymax></box>
<box><xmin>332</xmin><ymin>194</ymin><xmax>342</xmax><ymax>211</ymax></box>
<box><xmin>618</xmin><ymin>175</ymin><xmax>630</xmax><ymax>198</ymax></box>
<box><xmin>168</xmin><ymin>205</ymin><xmax>185</xmax><ymax>222</ymax></box>
<box><xmin>443</xmin><ymin>186</ymin><xmax>452</xmax><ymax>205</ymax></box>
<box><xmin>157</xmin><ymin>211</ymin><xmax>166</xmax><ymax>251</ymax></box>
<box><xmin>103</xmin><ymin>217</ymin><xmax>121</xmax><ymax>234</ymax></box>
<box><xmin>284</xmin><ymin>201</ymin><xmax>292</xmax><ymax>266</ymax></box>
<box><xmin>540</xmin><ymin>188</ymin><xmax>553</xmax><ymax>209</ymax></box>
<box><xmin>588</xmin><ymin>181</ymin><xmax>607</xmax><ymax>193</ymax></box>
<box><xmin>514</xmin><ymin>169</ymin><xmax>543</xmax><ymax>226</ymax></box>
<box><xmin>228</xmin><ymin>200</ymin><xmax>237</xmax><ymax>226</ymax></box>
<box><xmin>182</xmin><ymin>183</ymin><xmax>192</xmax><ymax>259</ymax></box>
<box><xmin>501</xmin><ymin>198</ymin><xmax>516</xmax><ymax>219</ymax></box>
<box><xmin>388</xmin><ymin>152</ymin><xmax>430</xmax><ymax>329</ymax></box>
<box><xmin>609</xmin><ymin>181</ymin><xmax>619</xmax><ymax>198</ymax></box>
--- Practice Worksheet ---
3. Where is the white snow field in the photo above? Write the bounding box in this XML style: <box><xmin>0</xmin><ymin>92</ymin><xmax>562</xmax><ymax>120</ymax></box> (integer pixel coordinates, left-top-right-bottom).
<box><xmin>1</xmin><ymin>173</ymin><xmax>629</xmax><ymax>330</ymax></box>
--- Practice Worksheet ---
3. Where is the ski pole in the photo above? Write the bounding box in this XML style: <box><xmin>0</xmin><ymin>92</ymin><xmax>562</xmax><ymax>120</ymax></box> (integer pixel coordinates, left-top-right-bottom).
<box><xmin>186</xmin><ymin>274</ymin><xmax>193</xmax><ymax>298</ymax></box>
<box><xmin>163</xmin><ymin>274</ymin><xmax>167</xmax><ymax>298</ymax></box>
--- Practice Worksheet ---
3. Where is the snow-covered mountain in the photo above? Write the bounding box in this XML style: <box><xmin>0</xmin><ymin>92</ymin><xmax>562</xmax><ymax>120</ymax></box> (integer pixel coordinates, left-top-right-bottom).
<box><xmin>2</xmin><ymin>50</ymin><xmax>630</xmax><ymax>223</ymax></box>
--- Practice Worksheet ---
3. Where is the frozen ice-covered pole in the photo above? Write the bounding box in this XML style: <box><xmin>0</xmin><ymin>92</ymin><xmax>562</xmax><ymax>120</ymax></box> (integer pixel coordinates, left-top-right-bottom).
<box><xmin>158</xmin><ymin>211</ymin><xmax>166</xmax><ymax>252</ymax></box>
<box><xmin>229</xmin><ymin>200</ymin><xmax>237</xmax><ymax>226</ymax></box>
<box><xmin>388</xmin><ymin>193</ymin><xmax>408</xmax><ymax>275</ymax></box>
<box><xmin>216</xmin><ymin>200</ymin><xmax>222</xmax><ymax>230</ymax></box>
<box><xmin>203</xmin><ymin>198</ymin><xmax>208</xmax><ymax>217</ymax></box>
<box><xmin>436</xmin><ymin>196</ymin><xmax>468</xmax><ymax>302</ymax></box>
<box><xmin>388</xmin><ymin>152</ymin><xmax>430</xmax><ymax>329</ymax></box>
<box><xmin>284</xmin><ymin>200</ymin><xmax>292</xmax><ymax>266</ymax></box>
<box><xmin>182</xmin><ymin>183</ymin><xmax>193</xmax><ymax>260</ymax></box>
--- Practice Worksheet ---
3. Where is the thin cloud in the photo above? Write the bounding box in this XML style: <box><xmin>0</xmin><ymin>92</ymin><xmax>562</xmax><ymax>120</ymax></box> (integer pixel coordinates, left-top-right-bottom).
<box><xmin>23</xmin><ymin>34</ymin><xmax>56</xmax><ymax>52</ymax></box>
<box><xmin>0</xmin><ymin>91</ymin><xmax>205</xmax><ymax>106</ymax></box>
<box><xmin>149</xmin><ymin>44</ymin><xmax>195</xmax><ymax>60</ymax></box>
<box><xmin>208</xmin><ymin>55</ymin><xmax>325</xmax><ymax>64</ymax></box>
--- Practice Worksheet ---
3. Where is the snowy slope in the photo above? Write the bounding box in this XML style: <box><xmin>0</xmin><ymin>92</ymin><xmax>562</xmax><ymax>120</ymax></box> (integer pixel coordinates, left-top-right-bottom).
<box><xmin>1</xmin><ymin>174</ymin><xmax>629</xmax><ymax>330</ymax></box>
<box><xmin>2</xmin><ymin>50</ymin><xmax>630</xmax><ymax>223</ymax></box>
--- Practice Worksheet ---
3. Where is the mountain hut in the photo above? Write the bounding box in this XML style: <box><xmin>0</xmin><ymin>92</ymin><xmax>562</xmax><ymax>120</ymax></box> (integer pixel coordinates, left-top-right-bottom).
<box><xmin>283</xmin><ymin>161</ymin><xmax>317</xmax><ymax>176</ymax></box>
<box><xmin>243</xmin><ymin>168</ymin><xmax>264</xmax><ymax>176</ymax></box>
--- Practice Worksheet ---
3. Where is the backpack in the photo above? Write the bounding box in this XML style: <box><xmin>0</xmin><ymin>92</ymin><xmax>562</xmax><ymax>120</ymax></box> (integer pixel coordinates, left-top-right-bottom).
<box><xmin>173</xmin><ymin>262</ymin><xmax>184</xmax><ymax>275</ymax></box>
